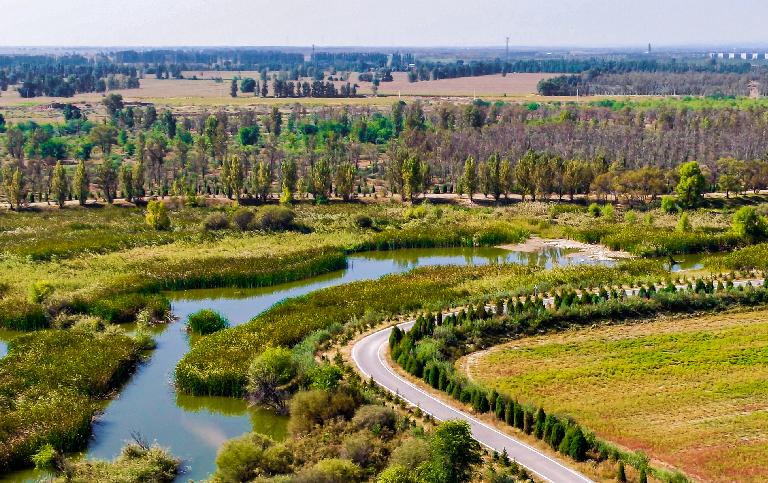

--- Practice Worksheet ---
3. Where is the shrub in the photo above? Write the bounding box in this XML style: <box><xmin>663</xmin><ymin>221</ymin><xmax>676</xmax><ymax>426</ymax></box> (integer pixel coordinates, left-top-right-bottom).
<box><xmin>677</xmin><ymin>212</ymin><xmax>692</xmax><ymax>232</ymax></box>
<box><xmin>388</xmin><ymin>438</ymin><xmax>431</xmax><ymax>470</ymax></box>
<box><xmin>353</xmin><ymin>214</ymin><xmax>373</xmax><ymax>229</ymax></box>
<box><xmin>213</xmin><ymin>433</ymin><xmax>279</xmax><ymax>483</ymax></box>
<box><xmin>287</xmin><ymin>387</ymin><xmax>362</xmax><ymax>435</ymax></box>
<box><xmin>588</xmin><ymin>203</ymin><xmax>601</xmax><ymax>217</ymax></box>
<box><xmin>204</xmin><ymin>212</ymin><xmax>230</xmax><ymax>231</ymax></box>
<box><xmin>351</xmin><ymin>405</ymin><xmax>396</xmax><ymax>431</ymax></box>
<box><xmin>603</xmin><ymin>204</ymin><xmax>614</xmax><ymax>220</ymax></box>
<box><xmin>294</xmin><ymin>459</ymin><xmax>364</xmax><ymax>483</ymax></box>
<box><xmin>732</xmin><ymin>206</ymin><xmax>768</xmax><ymax>241</ymax></box>
<box><xmin>49</xmin><ymin>444</ymin><xmax>179</xmax><ymax>483</ymax></box>
<box><xmin>625</xmin><ymin>210</ymin><xmax>636</xmax><ymax>224</ymax></box>
<box><xmin>29</xmin><ymin>280</ymin><xmax>54</xmax><ymax>304</ymax></box>
<box><xmin>259</xmin><ymin>206</ymin><xmax>295</xmax><ymax>231</ymax></box>
<box><xmin>661</xmin><ymin>195</ymin><xmax>677</xmax><ymax>213</ymax></box>
<box><xmin>232</xmin><ymin>208</ymin><xmax>255</xmax><ymax>231</ymax></box>
<box><xmin>146</xmin><ymin>201</ymin><xmax>170</xmax><ymax>230</ymax></box>
<box><xmin>377</xmin><ymin>465</ymin><xmax>421</xmax><ymax>483</ymax></box>
<box><xmin>187</xmin><ymin>309</ymin><xmax>229</xmax><ymax>335</ymax></box>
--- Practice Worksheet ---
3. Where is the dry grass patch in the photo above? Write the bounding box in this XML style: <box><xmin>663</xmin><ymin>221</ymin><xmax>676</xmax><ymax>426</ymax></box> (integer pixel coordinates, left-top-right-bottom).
<box><xmin>465</xmin><ymin>310</ymin><xmax>768</xmax><ymax>483</ymax></box>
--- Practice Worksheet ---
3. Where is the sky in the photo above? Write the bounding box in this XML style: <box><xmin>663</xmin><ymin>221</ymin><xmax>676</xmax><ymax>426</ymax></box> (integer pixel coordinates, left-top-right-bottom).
<box><xmin>2</xmin><ymin>0</ymin><xmax>767</xmax><ymax>49</ymax></box>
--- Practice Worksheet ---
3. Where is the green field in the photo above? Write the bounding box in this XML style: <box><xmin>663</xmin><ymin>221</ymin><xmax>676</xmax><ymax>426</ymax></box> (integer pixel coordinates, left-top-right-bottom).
<box><xmin>467</xmin><ymin>311</ymin><xmax>768</xmax><ymax>483</ymax></box>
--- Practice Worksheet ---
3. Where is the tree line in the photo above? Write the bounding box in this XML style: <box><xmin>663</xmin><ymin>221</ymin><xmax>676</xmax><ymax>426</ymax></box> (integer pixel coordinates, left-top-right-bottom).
<box><xmin>4</xmin><ymin>97</ymin><xmax>768</xmax><ymax>209</ymax></box>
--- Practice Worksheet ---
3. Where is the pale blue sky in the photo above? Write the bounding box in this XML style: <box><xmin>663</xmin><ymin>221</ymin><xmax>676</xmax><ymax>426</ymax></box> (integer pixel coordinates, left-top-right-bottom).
<box><xmin>1</xmin><ymin>0</ymin><xmax>766</xmax><ymax>48</ymax></box>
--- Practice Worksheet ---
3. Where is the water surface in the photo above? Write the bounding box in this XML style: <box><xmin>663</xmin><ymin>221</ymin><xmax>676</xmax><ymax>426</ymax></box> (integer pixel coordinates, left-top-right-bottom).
<box><xmin>0</xmin><ymin>245</ymin><xmax>605</xmax><ymax>483</ymax></box>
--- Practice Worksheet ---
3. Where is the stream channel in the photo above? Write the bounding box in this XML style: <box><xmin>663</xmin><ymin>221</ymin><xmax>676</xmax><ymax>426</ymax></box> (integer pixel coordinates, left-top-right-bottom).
<box><xmin>0</xmin><ymin>246</ymin><xmax>710</xmax><ymax>482</ymax></box>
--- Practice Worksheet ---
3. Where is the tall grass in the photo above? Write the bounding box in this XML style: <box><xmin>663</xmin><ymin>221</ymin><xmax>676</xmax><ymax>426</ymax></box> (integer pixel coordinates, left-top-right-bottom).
<box><xmin>0</xmin><ymin>299</ymin><xmax>47</xmax><ymax>330</ymax></box>
<box><xmin>175</xmin><ymin>260</ymin><xmax>665</xmax><ymax>397</ymax></box>
<box><xmin>0</xmin><ymin>330</ymin><xmax>143</xmax><ymax>471</ymax></box>
<box><xmin>705</xmin><ymin>242</ymin><xmax>768</xmax><ymax>271</ymax></box>
<box><xmin>353</xmin><ymin>223</ymin><xmax>529</xmax><ymax>252</ymax></box>
<box><xmin>564</xmin><ymin>225</ymin><xmax>742</xmax><ymax>256</ymax></box>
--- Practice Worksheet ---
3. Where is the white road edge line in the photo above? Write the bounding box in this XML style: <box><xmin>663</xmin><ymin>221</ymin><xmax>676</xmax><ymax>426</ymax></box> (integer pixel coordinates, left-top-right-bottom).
<box><xmin>351</xmin><ymin>278</ymin><xmax>764</xmax><ymax>483</ymax></box>
<box><xmin>352</xmin><ymin>319</ymin><xmax>594</xmax><ymax>483</ymax></box>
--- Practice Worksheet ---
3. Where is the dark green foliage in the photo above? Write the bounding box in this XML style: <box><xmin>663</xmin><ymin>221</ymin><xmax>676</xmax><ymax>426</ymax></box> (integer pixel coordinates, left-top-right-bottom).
<box><xmin>427</xmin><ymin>420</ymin><xmax>482</xmax><ymax>483</ymax></box>
<box><xmin>534</xmin><ymin>408</ymin><xmax>546</xmax><ymax>439</ymax></box>
<box><xmin>187</xmin><ymin>309</ymin><xmax>229</xmax><ymax>335</ymax></box>
<box><xmin>357</xmin><ymin>223</ymin><xmax>528</xmax><ymax>251</ymax></box>
<box><xmin>204</xmin><ymin>212</ymin><xmax>230</xmax><ymax>231</ymax></box>
<box><xmin>504</xmin><ymin>401</ymin><xmax>513</xmax><ymax>426</ymax></box>
<box><xmin>549</xmin><ymin>422</ymin><xmax>565</xmax><ymax>449</ymax></box>
<box><xmin>523</xmin><ymin>409</ymin><xmax>534</xmax><ymax>434</ymax></box>
<box><xmin>639</xmin><ymin>466</ymin><xmax>648</xmax><ymax>483</ymax></box>
<box><xmin>617</xmin><ymin>461</ymin><xmax>627</xmax><ymax>482</ymax></box>
<box><xmin>567</xmin><ymin>427</ymin><xmax>588</xmax><ymax>461</ymax></box>
<box><xmin>514</xmin><ymin>403</ymin><xmax>524</xmax><ymax>430</ymax></box>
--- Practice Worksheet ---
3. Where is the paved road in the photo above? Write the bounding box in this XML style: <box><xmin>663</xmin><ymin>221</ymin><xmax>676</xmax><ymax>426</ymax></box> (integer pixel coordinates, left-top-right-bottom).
<box><xmin>351</xmin><ymin>278</ymin><xmax>764</xmax><ymax>483</ymax></box>
<box><xmin>352</xmin><ymin>317</ymin><xmax>595</xmax><ymax>483</ymax></box>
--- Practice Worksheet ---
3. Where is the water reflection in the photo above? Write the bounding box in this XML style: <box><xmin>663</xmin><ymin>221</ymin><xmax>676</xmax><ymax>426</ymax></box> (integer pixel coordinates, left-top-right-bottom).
<box><xmin>0</xmin><ymin>245</ymin><xmax>613</xmax><ymax>483</ymax></box>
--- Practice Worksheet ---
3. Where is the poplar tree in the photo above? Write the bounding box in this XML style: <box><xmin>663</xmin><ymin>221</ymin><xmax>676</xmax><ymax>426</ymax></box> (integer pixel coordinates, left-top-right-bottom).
<box><xmin>73</xmin><ymin>160</ymin><xmax>89</xmax><ymax>206</ymax></box>
<box><xmin>461</xmin><ymin>155</ymin><xmax>478</xmax><ymax>201</ymax></box>
<box><xmin>50</xmin><ymin>161</ymin><xmax>68</xmax><ymax>208</ymax></box>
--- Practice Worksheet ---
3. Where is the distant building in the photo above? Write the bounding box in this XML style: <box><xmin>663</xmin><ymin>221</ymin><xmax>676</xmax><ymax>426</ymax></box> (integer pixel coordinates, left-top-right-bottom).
<box><xmin>753</xmin><ymin>53</ymin><xmax>759</xmax><ymax>59</ymax></box>
<box><xmin>719</xmin><ymin>53</ymin><xmax>724</xmax><ymax>58</ymax></box>
<box><xmin>729</xmin><ymin>53</ymin><xmax>735</xmax><ymax>59</ymax></box>
<box><xmin>741</xmin><ymin>53</ymin><xmax>748</xmax><ymax>59</ymax></box>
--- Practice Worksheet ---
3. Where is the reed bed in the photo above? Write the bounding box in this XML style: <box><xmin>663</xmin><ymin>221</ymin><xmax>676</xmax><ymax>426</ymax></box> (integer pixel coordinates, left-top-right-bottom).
<box><xmin>175</xmin><ymin>260</ymin><xmax>664</xmax><ymax>397</ymax></box>
<box><xmin>0</xmin><ymin>330</ymin><xmax>143</xmax><ymax>472</ymax></box>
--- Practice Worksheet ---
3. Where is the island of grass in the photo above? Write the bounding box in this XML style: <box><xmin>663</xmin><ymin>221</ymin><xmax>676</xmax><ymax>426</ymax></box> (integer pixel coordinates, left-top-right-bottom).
<box><xmin>464</xmin><ymin>310</ymin><xmax>768</xmax><ymax>483</ymax></box>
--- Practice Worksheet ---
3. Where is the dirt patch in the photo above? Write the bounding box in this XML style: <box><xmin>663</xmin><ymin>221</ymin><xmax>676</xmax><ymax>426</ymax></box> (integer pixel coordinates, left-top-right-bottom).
<box><xmin>498</xmin><ymin>236</ymin><xmax>632</xmax><ymax>261</ymax></box>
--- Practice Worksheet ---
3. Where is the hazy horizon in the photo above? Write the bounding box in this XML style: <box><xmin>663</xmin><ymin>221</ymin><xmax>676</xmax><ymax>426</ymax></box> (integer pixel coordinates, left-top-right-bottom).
<box><xmin>2</xmin><ymin>0</ymin><xmax>767</xmax><ymax>49</ymax></box>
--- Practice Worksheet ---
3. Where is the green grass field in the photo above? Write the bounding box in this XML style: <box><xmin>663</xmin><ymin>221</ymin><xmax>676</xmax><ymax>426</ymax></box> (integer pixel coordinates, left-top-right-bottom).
<box><xmin>466</xmin><ymin>311</ymin><xmax>768</xmax><ymax>483</ymax></box>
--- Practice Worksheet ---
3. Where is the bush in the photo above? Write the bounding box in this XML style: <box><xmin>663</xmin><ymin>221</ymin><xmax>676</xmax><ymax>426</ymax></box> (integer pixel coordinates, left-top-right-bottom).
<box><xmin>588</xmin><ymin>203</ymin><xmax>601</xmax><ymax>217</ymax></box>
<box><xmin>213</xmin><ymin>433</ymin><xmax>283</xmax><ymax>483</ymax></box>
<box><xmin>677</xmin><ymin>212</ymin><xmax>692</xmax><ymax>232</ymax></box>
<box><xmin>29</xmin><ymin>280</ymin><xmax>54</xmax><ymax>304</ymax></box>
<box><xmin>146</xmin><ymin>201</ymin><xmax>170</xmax><ymax>230</ymax></box>
<box><xmin>625</xmin><ymin>210</ymin><xmax>636</xmax><ymax>224</ymax></box>
<box><xmin>388</xmin><ymin>438</ymin><xmax>431</xmax><ymax>470</ymax></box>
<box><xmin>187</xmin><ymin>309</ymin><xmax>229</xmax><ymax>334</ymax></box>
<box><xmin>351</xmin><ymin>405</ymin><xmax>396</xmax><ymax>431</ymax></box>
<box><xmin>259</xmin><ymin>206</ymin><xmax>295</xmax><ymax>231</ymax></box>
<box><xmin>353</xmin><ymin>214</ymin><xmax>373</xmax><ymax>229</ymax></box>
<box><xmin>732</xmin><ymin>206</ymin><xmax>768</xmax><ymax>241</ymax></box>
<box><xmin>294</xmin><ymin>459</ymin><xmax>364</xmax><ymax>483</ymax></box>
<box><xmin>603</xmin><ymin>204</ymin><xmax>614</xmax><ymax>220</ymax></box>
<box><xmin>287</xmin><ymin>387</ymin><xmax>362</xmax><ymax>435</ymax></box>
<box><xmin>204</xmin><ymin>212</ymin><xmax>230</xmax><ymax>231</ymax></box>
<box><xmin>661</xmin><ymin>195</ymin><xmax>677</xmax><ymax>213</ymax></box>
<box><xmin>232</xmin><ymin>209</ymin><xmax>255</xmax><ymax>231</ymax></box>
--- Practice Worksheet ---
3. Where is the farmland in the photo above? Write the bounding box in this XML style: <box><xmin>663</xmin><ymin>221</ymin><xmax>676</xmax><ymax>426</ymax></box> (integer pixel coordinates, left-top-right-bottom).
<box><xmin>0</xmin><ymin>71</ymin><xmax>551</xmax><ymax>109</ymax></box>
<box><xmin>464</xmin><ymin>310</ymin><xmax>768</xmax><ymax>483</ymax></box>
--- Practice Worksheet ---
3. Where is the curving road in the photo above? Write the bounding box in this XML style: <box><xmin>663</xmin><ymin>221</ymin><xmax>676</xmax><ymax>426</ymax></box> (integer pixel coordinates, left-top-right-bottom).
<box><xmin>352</xmin><ymin>317</ymin><xmax>595</xmax><ymax>483</ymax></box>
<box><xmin>351</xmin><ymin>278</ymin><xmax>764</xmax><ymax>483</ymax></box>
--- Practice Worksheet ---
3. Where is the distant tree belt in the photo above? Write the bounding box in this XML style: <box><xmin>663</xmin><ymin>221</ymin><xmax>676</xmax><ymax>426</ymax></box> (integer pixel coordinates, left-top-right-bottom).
<box><xmin>538</xmin><ymin>69</ymin><xmax>768</xmax><ymax>97</ymax></box>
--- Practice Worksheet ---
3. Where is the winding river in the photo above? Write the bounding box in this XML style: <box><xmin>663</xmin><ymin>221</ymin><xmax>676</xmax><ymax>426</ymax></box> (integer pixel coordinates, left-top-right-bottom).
<box><xmin>0</xmin><ymin>245</ymin><xmax>638</xmax><ymax>482</ymax></box>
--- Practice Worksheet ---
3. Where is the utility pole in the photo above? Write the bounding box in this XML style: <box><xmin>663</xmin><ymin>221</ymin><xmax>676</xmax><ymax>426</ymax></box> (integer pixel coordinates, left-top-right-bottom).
<box><xmin>312</xmin><ymin>44</ymin><xmax>315</xmax><ymax>66</ymax></box>
<box><xmin>506</xmin><ymin>37</ymin><xmax>509</xmax><ymax>63</ymax></box>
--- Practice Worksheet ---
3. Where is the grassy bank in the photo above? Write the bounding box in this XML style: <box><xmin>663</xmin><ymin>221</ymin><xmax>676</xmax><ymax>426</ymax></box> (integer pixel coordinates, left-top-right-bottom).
<box><xmin>0</xmin><ymin>202</ymin><xmax>528</xmax><ymax>331</ymax></box>
<box><xmin>0</xmin><ymin>329</ymin><xmax>147</xmax><ymax>472</ymax></box>
<box><xmin>175</xmin><ymin>260</ymin><xmax>665</xmax><ymax>397</ymax></box>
